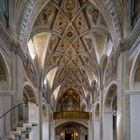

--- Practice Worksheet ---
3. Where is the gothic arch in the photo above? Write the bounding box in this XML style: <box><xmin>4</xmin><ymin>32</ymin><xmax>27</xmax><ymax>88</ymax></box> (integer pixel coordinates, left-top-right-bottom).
<box><xmin>104</xmin><ymin>84</ymin><xmax>117</xmax><ymax>111</ymax></box>
<box><xmin>55</xmin><ymin>120</ymin><xmax>88</xmax><ymax>129</ymax></box>
<box><xmin>18</xmin><ymin>0</ymin><xmax>121</xmax><ymax>49</ymax></box>
<box><xmin>23</xmin><ymin>83</ymin><xmax>37</xmax><ymax>104</ymax></box>
<box><xmin>129</xmin><ymin>46</ymin><xmax>140</xmax><ymax>90</ymax></box>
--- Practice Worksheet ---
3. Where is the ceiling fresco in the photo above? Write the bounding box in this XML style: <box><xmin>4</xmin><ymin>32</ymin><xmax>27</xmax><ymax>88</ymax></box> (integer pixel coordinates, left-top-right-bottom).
<box><xmin>31</xmin><ymin>0</ymin><xmax>111</xmax><ymax>100</ymax></box>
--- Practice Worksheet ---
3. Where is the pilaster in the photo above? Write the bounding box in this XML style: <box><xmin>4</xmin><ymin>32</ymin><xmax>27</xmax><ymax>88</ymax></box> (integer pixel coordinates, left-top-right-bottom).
<box><xmin>117</xmin><ymin>47</ymin><xmax>130</xmax><ymax>140</ymax></box>
<box><xmin>50</xmin><ymin>121</ymin><xmax>56</xmax><ymax>140</ymax></box>
<box><xmin>10</xmin><ymin>45</ymin><xmax>24</xmax><ymax>130</ymax></box>
<box><xmin>94</xmin><ymin>118</ymin><xmax>100</xmax><ymax>140</ymax></box>
<box><xmin>125</xmin><ymin>91</ymin><xmax>140</xmax><ymax>140</ymax></box>
<box><xmin>103</xmin><ymin>111</ymin><xmax>113</xmax><ymax>140</ymax></box>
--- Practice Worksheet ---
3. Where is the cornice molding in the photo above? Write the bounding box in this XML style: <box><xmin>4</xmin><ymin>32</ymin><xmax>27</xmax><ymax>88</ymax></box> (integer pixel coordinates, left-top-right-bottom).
<box><xmin>0</xmin><ymin>22</ymin><xmax>27</xmax><ymax>63</ymax></box>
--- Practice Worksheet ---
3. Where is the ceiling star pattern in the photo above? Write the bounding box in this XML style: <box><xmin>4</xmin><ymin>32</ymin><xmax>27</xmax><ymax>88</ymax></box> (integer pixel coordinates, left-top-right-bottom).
<box><xmin>33</xmin><ymin>0</ymin><xmax>110</xmax><ymax>100</ymax></box>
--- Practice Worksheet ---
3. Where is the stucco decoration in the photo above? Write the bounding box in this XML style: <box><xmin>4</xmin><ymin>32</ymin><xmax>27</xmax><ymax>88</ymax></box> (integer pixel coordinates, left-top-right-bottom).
<box><xmin>22</xmin><ymin>0</ymin><xmax>118</xmax><ymax>101</ymax></box>
<box><xmin>19</xmin><ymin>0</ymin><xmax>121</xmax><ymax>51</ymax></box>
<box><xmin>32</xmin><ymin>0</ymin><xmax>111</xmax><ymax>98</ymax></box>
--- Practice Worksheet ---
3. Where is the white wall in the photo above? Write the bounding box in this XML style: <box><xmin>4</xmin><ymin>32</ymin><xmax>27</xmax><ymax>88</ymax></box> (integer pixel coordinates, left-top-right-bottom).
<box><xmin>94</xmin><ymin>120</ymin><xmax>100</xmax><ymax>140</ymax></box>
<box><xmin>30</xmin><ymin>125</ymin><xmax>39</xmax><ymax>140</ymax></box>
<box><xmin>130</xmin><ymin>94</ymin><xmax>140</xmax><ymax>140</ymax></box>
<box><xmin>43</xmin><ymin>117</ymin><xmax>49</xmax><ymax>140</ymax></box>
<box><xmin>29</xmin><ymin>102</ymin><xmax>38</xmax><ymax>123</ymax></box>
<box><xmin>28</xmin><ymin>102</ymin><xmax>39</xmax><ymax>140</ymax></box>
<box><xmin>103</xmin><ymin>112</ymin><xmax>113</xmax><ymax>140</ymax></box>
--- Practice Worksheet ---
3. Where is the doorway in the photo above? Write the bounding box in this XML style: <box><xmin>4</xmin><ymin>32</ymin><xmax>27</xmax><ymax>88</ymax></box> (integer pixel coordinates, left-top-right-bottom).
<box><xmin>65</xmin><ymin>132</ymin><xmax>73</xmax><ymax>140</ymax></box>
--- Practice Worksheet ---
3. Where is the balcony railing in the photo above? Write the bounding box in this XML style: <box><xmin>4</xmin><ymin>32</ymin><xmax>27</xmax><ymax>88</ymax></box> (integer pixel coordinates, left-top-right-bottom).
<box><xmin>53</xmin><ymin>111</ymin><xmax>89</xmax><ymax>120</ymax></box>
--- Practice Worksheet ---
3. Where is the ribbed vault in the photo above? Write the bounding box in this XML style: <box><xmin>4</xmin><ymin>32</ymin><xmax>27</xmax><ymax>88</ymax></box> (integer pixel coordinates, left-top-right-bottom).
<box><xmin>29</xmin><ymin>0</ymin><xmax>113</xmax><ymax>103</ymax></box>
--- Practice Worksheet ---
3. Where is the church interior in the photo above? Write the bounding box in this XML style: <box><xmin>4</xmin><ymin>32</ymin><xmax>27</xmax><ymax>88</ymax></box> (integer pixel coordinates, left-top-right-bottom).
<box><xmin>0</xmin><ymin>0</ymin><xmax>140</xmax><ymax>140</ymax></box>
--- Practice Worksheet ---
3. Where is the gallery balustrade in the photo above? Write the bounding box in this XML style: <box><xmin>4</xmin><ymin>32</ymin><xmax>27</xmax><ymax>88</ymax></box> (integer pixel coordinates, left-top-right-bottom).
<box><xmin>53</xmin><ymin>111</ymin><xmax>89</xmax><ymax>120</ymax></box>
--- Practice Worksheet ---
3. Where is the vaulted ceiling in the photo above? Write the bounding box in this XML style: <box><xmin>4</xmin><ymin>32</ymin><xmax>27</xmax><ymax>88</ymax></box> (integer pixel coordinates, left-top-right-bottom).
<box><xmin>29</xmin><ymin>0</ymin><xmax>112</xmax><ymax>102</ymax></box>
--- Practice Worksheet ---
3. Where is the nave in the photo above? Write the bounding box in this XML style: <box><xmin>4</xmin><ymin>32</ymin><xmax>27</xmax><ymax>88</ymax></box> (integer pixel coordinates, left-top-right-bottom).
<box><xmin>0</xmin><ymin>0</ymin><xmax>140</xmax><ymax>140</ymax></box>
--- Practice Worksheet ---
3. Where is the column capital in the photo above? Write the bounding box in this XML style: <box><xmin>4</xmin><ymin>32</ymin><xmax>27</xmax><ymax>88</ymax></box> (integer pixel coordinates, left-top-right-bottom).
<box><xmin>10</xmin><ymin>41</ymin><xmax>27</xmax><ymax>63</ymax></box>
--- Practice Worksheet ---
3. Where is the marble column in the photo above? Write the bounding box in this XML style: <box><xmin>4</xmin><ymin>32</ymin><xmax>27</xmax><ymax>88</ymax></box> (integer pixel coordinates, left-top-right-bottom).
<box><xmin>103</xmin><ymin>111</ymin><xmax>113</xmax><ymax>140</ymax></box>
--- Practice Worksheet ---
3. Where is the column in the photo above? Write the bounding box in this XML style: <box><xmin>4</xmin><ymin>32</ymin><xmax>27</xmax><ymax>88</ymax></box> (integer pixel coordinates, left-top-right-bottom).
<box><xmin>88</xmin><ymin>120</ymin><xmax>92</xmax><ymax>140</ymax></box>
<box><xmin>50</xmin><ymin>121</ymin><xmax>56</xmax><ymax>140</ymax></box>
<box><xmin>10</xmin><ymin>48</ymin><xmax>24</xmax><ymax>129</ymax></box>
<box><xmin>29</xmin><ymin>102</ymin><xmax>39</xmax><ymax>140</ymax></box>
<box><xmin>88</xmin><ymin>106</ymin><xmax>94</xmax><ymax>140</ymax></box>
<box><xmin>38</xmin><ymin>90</ymin><xmax>43</xmax><ymax>140</ymax></box>
<box><xmin>117</xmin><ymin>50</ymin><xmax>130</xmax><ymax>140</ymax></box>
<box><xmin>103</xmin><ymin>111</ymin><xmax>113</xmax><ymax>140</ymax></box>
<box><xmin>43</xmin><ymin>104</ymin><xmax>50</xmax><ymax>140</ymax></box>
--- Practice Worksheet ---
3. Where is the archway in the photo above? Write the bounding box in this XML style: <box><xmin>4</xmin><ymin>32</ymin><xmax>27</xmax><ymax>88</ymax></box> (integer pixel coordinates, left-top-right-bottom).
<box><xmin>130</xmin><ymin>50</ymin><xmax>140</xmax><ymax>90</ymax></box>
<box><xmin>104</xmin><ymin>84</ymin><xmax>117</xmax><ymax>140</ymax></box>
<box><xmin>0</xmin><ymin>53</ymin><xmax>11</xmax><ymax>139</ymax></box>
<box><xmin>129</xmin><ymin>51</ymin><xmax>140</xmax><ymax>140</ymax></box>
<box><xmin>0</xmin><ymin>53</ymin><xmax>10</xmax><ymax>90</ymax></box>
<box><xmin>56</xmin><ymin>122</ymin><xmax>88</xmax><ymax>140</ymax></box>
<box><xmin>23</xmin><ymin>84</ymin><xmax>39</xmax><ymax>140</ymax></box>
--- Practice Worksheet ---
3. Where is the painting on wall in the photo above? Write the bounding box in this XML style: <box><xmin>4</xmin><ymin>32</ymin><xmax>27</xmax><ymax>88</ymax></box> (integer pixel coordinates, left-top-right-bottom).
<box><xmin>88</xmin><ymin>7</ymin><xmax>99</xmax><ymax>25</ymax></box>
